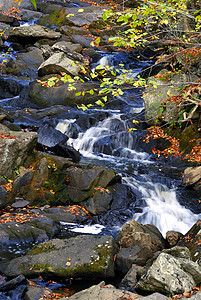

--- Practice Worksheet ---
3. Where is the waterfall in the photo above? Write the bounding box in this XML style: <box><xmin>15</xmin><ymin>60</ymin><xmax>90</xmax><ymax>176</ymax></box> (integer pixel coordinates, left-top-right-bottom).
<box><xmin>55</xmin><ymin>53</ymin><xmax>201</xmax><ymax>237</ymax></box>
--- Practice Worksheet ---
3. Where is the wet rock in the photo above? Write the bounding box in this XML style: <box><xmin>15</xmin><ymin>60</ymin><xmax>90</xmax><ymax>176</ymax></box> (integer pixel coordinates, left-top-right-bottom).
<box><xmin>26</xmin><ymin>79</ymin><xmax>99</xmax><ymax>107</ymax></box>
<box><xmin>84</xmin><ymin>188</ymin><xmax>112</xmax><ymax>215</ymax></box>
<box><xmin>166</xmin><ymin>230</ymin><xmax>183</xmax><ymax>248</ymax></box>
<box><xmin>39</xmin><ymin>44</ymin><xmax>54</xmax><ymax>60</ymax></box>
<box><xmin>38</xmin><ymin>52</ymin><xmax>87</xmax><ymax>77</ymax></box>
<box><xmin>177</xmin><ymin>220</ymin><xmax>201</xmax><ymax>266</ymax></box>
<box><xmin>24</xmin><ymin>285</ymin><xmax>53</xmax><ymax>300</ymax></box>
<box><xmin>66</xmin><ymin>281</ymin><xmax>142</xmax><ymax>300</ymax></box>
<box><xmin>8</xmin><ymin>24</ymin><xmax>61</xmax><ymax>44</ymax></box>
<box><xmin>117</xmin><ymin>220</ymin><xmax>166</xmax><ymax>252</ymax></box>
<box><xmin>37</xmin><ymin>122</ymin><xmax>80</xmax><ymax>162</ymax></box>
<box><xmin>183</xmin><ymin>166</ymin><xmax>201</xmax><ymax>190</ymax></box>
<box><xmin>0</xmin><ymin>76</ymin><xmax>26</xmax><ymax>98</ymax></box>
<box><xmin>0</xmin><ymin>215</ymin><xmax>59</xmax><ymax>247</ymax></box>
<box><xmin>2</xmin><ymin>235</ymin><xmax>117</xmax><ymax>279</ymax></box>
<box><xmin>136</xmin><ymin>246</ymin><xmax>201</xmax><ymax>296</ymax></box>
<box><xmin>44</xmin><ymin>206</ymin><xmax>90</xmax><ymax>223</ymax></box>
<box><xmin>0</xmin><ymin>275</ymin><xmax>26</xmax><ymax>292</ymax></box>
<box><xmin>115</xmin><ymin>245</ymin><xmax>154</xmax><ymax>274</ymax></box>
<box><xmin>15</xmin><ymin>48</ymin><xmax>45</xmax><ymax>76</ymax></box>
<box><xmin>64</xmin><ymin>165</ymin><xmax>120</xmax><ymax>204</ymax></box>
<box><xmin>0</xmin><ymin>125</ymin><xmax>38</xmax><ymax>178</ymax></box>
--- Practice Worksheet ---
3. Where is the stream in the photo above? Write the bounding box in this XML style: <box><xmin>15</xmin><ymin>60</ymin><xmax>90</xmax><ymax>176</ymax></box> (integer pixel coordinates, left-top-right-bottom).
<box><xmin>0</xmin><ymin>8</ymin><xmax>201</xmax><ymax>299</ymax></box>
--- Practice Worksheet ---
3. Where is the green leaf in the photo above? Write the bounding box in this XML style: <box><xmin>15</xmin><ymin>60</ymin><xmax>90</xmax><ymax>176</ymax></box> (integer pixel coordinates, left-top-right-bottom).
<box><xmin>29</xmin><ymin>0</ymin><xmax>37</xmax><ymax>9</ymax></box>
<box><xmin>75</xmin><ymin>92</ymin><xmax>81</xmax><ymax>96</ymax></box>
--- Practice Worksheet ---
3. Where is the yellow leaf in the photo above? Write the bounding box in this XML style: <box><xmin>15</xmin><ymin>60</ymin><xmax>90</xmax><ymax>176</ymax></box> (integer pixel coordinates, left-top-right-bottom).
<box><xmin>153</xmin><ymin>85</ymin><xmax>157</xmax><ymax>89</ymax></box>
<box><xmin>78</xmin><ymin>9</ymin><xmax>84</xmax><ymax>12</ymax></box>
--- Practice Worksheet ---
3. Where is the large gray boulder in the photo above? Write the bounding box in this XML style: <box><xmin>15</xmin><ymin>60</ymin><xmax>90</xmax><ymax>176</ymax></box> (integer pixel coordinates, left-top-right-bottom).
<box><xmin>38</xmin><ymin>52</ymin><xmax>85</xmax><ymax>77</ymax></box>
<box><xmin>136</xmin><ymin>246</ymin><xmax>201</xmax><ymax>296</ymax></box>
<box><xmin>8</xmin><ymin>24</ymin><xmax>61</xmax><ymax>44</ymax></box>
<box><xmin>0</xmin><ymin>125</ymin><xmax>38</xmax><ymax>177</ymax></box>
<box><xmin>2</xmin><ymin>235</ymin><xmax>117</xmax><ymax>279</ymax></box>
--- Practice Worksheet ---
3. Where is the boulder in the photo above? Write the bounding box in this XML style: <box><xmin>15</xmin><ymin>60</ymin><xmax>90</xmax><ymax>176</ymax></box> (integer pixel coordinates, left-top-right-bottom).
<box><xmin>136</xmin><ymin>246</ymin><xmax>201</xmax><ymax>296</ymax></box>
<box><xmin>8</xmin><ymin>24</ymin><xmax>61</xmax><ymax>44</ymax></box>
<box><xmin>117</xmin><ymin>220</ymin><xmax>166</xmax><ymax>252</ymax></box>
<box><xmin>64</xmin><ymin>281</ymin><xmax>142</xmax><ymax>300</ymax></box>
<box><xmin>83</xmin><ymin>188</ymin><xmax>112</xmax><ymax>215</ymax></box>
<box><xmin>115</xmin><ymin>245</ymin><xmax>154</xmax><ymax>274</ymax></box>
<box><xmin>183</xmin><ymin>166</ymin><xmax>201</xmax><ymax>191</ymax></box>
<box><xmin>166</xmin><ymin>230</ymin><xmax>183</xmax><ymax>248</ymax></box>
<box><xmin>15</xmin><ymin>48</ymin><xmax>45</xmax><ymax>76</ymax></box>
<box><xmin>2</xmin><ymin>235</ymin><xmax>117</xmax><ymax>279</ymax></box>
<box><xmin>26</xmin><ymin>79</ymin><xmax>99</xmax><ymax>107</ymax></box>
<box><xmin>119</xmin><ymin>264</ymin><xmax>142</xmax><ymax>290</ymax></box>
<box><xmin>142</xmin><ymin>70</ymin><xmax>190</xmax><ymax>125</ymax></box>
<box><xmin>24</xmin><ymin>285</ymin><xmax>53</xmax><ymax>300</ymax></box>
<box><xmin>178</xmin><ymin>220</ymin><xmax>201</xmax><ymax>266</ymax></box>
<box><xmin>0</xmin><ymin>76</ymin><xmax>27</xmax><ymax>98</ymax></box>
<box><xmin>0</xmin><ymin>215</ymin><xmax>59</xmax><ymax>247</ymax></box>
<box><xmin>52</xmin><ymin>40</ymin><xmax>82</xmax><ymax>53</ymax></box>
<box><xmin>38</xmin><ymin>52</ymin><xmax>87</xmax><ymax>77</ymax></box>
<box><xmin>0</xmin><ymin>125</ymin><xmax>38</xmax><ymax>177</ymax></box>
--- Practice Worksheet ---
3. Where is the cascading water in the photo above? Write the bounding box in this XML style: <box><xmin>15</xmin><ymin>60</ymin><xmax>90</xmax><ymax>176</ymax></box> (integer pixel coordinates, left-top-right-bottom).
<box><xmin>55</xmin><ymin>52</ymin><xmax>201</xmax><ymax>238</ymax></box>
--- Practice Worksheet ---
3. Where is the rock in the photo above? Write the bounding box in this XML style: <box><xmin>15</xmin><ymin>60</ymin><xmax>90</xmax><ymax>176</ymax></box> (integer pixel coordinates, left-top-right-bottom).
<box><xmin>0</xmin><ymin>76</ymin><xmax>26</xmax><ymax>98</ymax></box>
<box><xmin>37</xmin><ymin>123</ymin><xmax>80</xmax><ymax>162</ymax></box>
<box><xmin>2</xmin><ymin>235</ymin><xmax>117</xmax><ymax>279</ymax></box>
<box><xmin>166</xmin><ymin>231</ymin><xmax>183</xmax><ymax>247</ymax></box>
<box><xmin>0</xmin><ymin>275</ymin><xmax>26</xmax><ymax>292</ymax></box>
<box><xmin>0</xmin><ymin>186</ymin><xmax>7</xmax><ymax>208</ymax></box>
<box><xmin>11</xmin><ymin>199</ymin><xmax>30</xmax><ymax>208</ymax></box>
<box><xmin>183</xmin><ymin>166</ymin><xmax>201</xmax><ymax>190</ymax></box>
<box><xmin>8</xmin><ymin>24</ymin><xmax>61</xmax><ymax>44</ymax></box>
<box><xmin>177</xmin><ymin>220</ymin><xmax>201</xmax><ymax>266</ymax></box>
<box><xmin>15</xmin><ymin>48</ymin><xmax>45</xmax><ymax>76</ymax></box>
<box><xmin>119</xmin><ymin>264</ymin><xmax>142</xmax><ymax>290</ymax></box>
<box><xmin>180</xmin><ymin>292</ymin><xmax>201</xmax><ymax>300</ymax></box>
<box><xmin>135</xmin><ymin>246</ymin><xmax>201</xmax><ymax>296</ymax></box>
<box><xmin>142</xmin><ymin>70</ymin><xmax>190</xmax><ymax>125</ymax></box>
<box><xmin>44</xmin><ymin>206</ymin><xmax>90</xmax><ymax>223</ymax></box>
<box><xmin>20</xmin><ymin>9</ymin><xmax>44</xmax><ymax>21</ymax></box>
<box><xmin>117</xmin><ymin>220</ymin><xmax>166</xmax><ymax>252</ymax></box>
<box><xmin>64</xmin><ymin>281</ymin><xmax>142</xmax><ymax>300</ymax></box>
<box><xmin>26</xmin><ymin>79</ymin><xmax>99</xmax><ymax>107</ymax></box>
<box><xmin>0</xmin><ymin>125</ymin><xmax>38</xmax><ymax>177</ymax></box>
<box><xmin>142</xmin><ymin>293</ymin><xmax>170</xmax><ymax>300</ymax></box>
<box><xmin>0</xmin><ymin>13</ymin><xmax>20</xmax><ymax>26</ymax></box>
<box><xmin>24</xmin><ymin>285</ymin><xmax>53</xmax><ymax>300</ymax></box>
<box><xmin>115</xmin><ymin>245</ymin><xmax>154</xmax><ymax>274</ymax></box>
<box><xmin>0</xmin><ymin>215</ymin><xmax>59</xmax><ymax>247</ymax></box>
<box><xmin>52</xmin><ymin>40</ymin><xmax>82</xmax><ymax>53</ymax></box>
<box><xmin>38</xmin><ymin>52</ymin><xmax>86</xmax><ymax>77</ymax></box>
<box><xmin>63</xmin><ymin>165</ymin><xmax>120</xmax><ymax>204</ymax></box>
<box><xmin>0</xmin><ymin>22</ymin><xmax>11</xmax><ymax>40</ymax></box>
<box><xmin>83</xmin><ymin>188</ymin><xmax>112</xmax><ymax>215</ymax></box>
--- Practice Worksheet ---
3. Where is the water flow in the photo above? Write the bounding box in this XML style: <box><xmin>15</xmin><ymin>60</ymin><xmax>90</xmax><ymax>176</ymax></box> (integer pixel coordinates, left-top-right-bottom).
<box><xmin>123</xmin><ymin>176</ymin><xmax>200</xmax><ymax>237</ymax></box>
<box><xmin>56</xmin><ymin>53</ymin><xmax>200</xmax><ymax>237</ymax></box>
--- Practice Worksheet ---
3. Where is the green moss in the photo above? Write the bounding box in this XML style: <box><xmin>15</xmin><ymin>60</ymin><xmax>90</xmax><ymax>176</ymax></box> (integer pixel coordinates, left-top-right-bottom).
<box><xmin>29</xmin><ymin>241</ymin><xmax>57</xmax><ymax>255</ymax></box>
<box><xmin>38</xmin><ymin>9</ymin><xmax>67</xmax><ymax>27</ymax></box>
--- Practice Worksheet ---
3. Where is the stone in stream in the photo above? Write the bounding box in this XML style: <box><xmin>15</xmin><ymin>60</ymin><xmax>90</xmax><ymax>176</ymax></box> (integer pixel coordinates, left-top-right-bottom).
<box><xmin>2</xmin><ymin>235</ymin><xmax>117</xmax><ymax>279</ymax></box>
<box><xmin>135</xmin><ymin>246</ymin><xmax>201</xmax><ymax>297</ymax></box>
<box><xmin>37</xmin><ymin>122</ymin><xmax>81</xmax><ymax>162</ymax></box>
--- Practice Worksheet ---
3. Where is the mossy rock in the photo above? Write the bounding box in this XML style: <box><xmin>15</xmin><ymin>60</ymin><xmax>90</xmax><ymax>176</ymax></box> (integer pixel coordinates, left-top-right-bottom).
<box><xmin>2</xmin><ymin>235</ymin><xmax>117</xmax><ymax>279</ymax></box>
